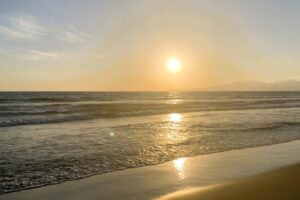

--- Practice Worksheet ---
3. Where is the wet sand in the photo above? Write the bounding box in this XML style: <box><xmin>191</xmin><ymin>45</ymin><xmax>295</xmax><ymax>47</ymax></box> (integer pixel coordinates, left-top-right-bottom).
<box><xmin>157</xmin><ymin>164</ymin><xmax>300</xmax><ymax>200</ymax></box>
<box><xmin>0</xmin><ymin>140</ymin><xmax>299</xmax><ymax>200</ymax></box>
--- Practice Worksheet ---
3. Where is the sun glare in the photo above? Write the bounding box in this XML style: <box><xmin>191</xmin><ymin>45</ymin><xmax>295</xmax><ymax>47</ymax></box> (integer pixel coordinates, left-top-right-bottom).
<box><xmin>173</xmin><ymin>157</ymin><xmax>187</xmax><ymax>179</ymax></box>
<box><xmin>166</xmin><ymin>57</ymin><xmax>181</xmax><ymax>73</ymax></box>
<box><xmin>169</xmin><ymin>113</ymin><xmax>182</xmax><ymax>122</ymax></box>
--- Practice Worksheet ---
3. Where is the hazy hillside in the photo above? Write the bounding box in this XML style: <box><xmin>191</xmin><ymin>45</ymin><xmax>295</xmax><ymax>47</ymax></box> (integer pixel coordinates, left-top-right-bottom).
<box><xmin>202</xmin><ymin>80</ymin><xmax>300</xmax><ymax>91</ymax></box>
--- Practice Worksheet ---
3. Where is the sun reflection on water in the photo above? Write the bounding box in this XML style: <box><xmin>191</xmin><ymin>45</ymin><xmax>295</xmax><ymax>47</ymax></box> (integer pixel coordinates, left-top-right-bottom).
<box><xmin>167</xmin><ymin>113</ymin><xmax>183</xmax><ymax>140</ymax></box>
<box><xmin>169</xmin><ymin>113</ymin><xmax>182</xmax><ymax>123</ymax></box>
<box><xmin>173</xmin><ymin>157</ymin><xmax>187</xmax><ymax>179</ymax></box>
<box><xmin>168</xmin><ymin>99</ymin><xmax>181</xmax><ymax>104</ymax></box>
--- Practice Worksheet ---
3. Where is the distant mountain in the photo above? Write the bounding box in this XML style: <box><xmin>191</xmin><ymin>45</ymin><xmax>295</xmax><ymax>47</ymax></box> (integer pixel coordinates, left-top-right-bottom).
<box><xmin>202</xmin><ymin>80</ymin><xmax>300</xmax><ymax>91</ymax></box>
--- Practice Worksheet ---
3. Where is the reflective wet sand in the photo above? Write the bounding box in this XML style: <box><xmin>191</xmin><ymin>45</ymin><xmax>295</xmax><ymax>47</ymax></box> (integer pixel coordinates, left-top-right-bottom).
<box><xmin>157</xmin><ymin>164</ymin><xmax>300</xmax><ymax>200</ymax></box>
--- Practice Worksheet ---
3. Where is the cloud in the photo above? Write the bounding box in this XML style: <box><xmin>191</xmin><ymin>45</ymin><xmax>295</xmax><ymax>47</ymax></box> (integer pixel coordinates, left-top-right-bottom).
<box><xmin>0</xmin><ymin>16</ymin><xmax>46</xmax><ymax>40</ymax></box>
<box><xmin>61</xmin><ymin>31</ymin><xmax>85</xmax><ymax>43</ymax></box>
<box><xmin>60</xmin><ymin>27</ymin><xmax>91</xmax><ymax>43</ymax></box>
<box><xmin>20</xmin><ymin>50</ymin><xmax>79</xmax><ymax>61</ymax></box>
<box><xmin>0</xmin><ymin>26</ymin><xmax>33</xmax><ymax>39</ymax></box>
<box><xmin>18</xmin><ymin>50</ymin><xmax>108</xmax><ymax>61</ymax></box>
<box><xmin>0</xmin><ymin>15</ymin><xmax>90</xmax><ymax>43</ymax></box>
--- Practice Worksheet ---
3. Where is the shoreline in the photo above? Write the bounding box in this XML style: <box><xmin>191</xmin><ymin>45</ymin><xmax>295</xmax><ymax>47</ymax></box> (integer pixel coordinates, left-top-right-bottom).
<box><xmin>0</xmin><ymin>140</ymin><xmax>299</xmax><ymax>200</ymax></box>
<box><xmin>1</xmin><ymin>139</ymin><xmax>298</xmax><ymax>195</ymax></box>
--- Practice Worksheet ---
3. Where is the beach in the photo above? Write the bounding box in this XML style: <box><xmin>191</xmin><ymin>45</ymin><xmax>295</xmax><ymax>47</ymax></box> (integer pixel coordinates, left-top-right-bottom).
<box><xmin>1</xmin><ymin>0</ymin><xmax>300</xmax><ymax>199</ymax></box>
<box><xmin>157</xmin><ymin>163</ymin><xmax>300</xmax><ymax>200</ymax></box>
<box><xmin>1</xmin><ymin>140</ymin><xmax>299</xmax><ymax>200</ymax></box>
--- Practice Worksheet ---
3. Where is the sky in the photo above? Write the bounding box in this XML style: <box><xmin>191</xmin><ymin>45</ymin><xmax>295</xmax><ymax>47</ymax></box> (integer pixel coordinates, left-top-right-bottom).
<box><xmin>1</xmin><ymin>0</ymin><xmax>300</xmax><ymax>91</ymax></box>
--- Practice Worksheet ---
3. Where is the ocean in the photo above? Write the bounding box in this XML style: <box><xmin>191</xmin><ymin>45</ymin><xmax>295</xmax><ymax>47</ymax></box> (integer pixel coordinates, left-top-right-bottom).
<box><xmin>0</xmin><ymin>91</ymin><xmax>300</xmax><ymax>194</ymax></box>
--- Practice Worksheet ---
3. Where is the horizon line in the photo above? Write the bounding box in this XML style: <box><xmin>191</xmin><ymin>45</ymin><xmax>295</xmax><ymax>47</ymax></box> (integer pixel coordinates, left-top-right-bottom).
<box><xmin>1</xmin><ymin>90</ymin><xmax>300</xmax><ymax>93</ymax></box>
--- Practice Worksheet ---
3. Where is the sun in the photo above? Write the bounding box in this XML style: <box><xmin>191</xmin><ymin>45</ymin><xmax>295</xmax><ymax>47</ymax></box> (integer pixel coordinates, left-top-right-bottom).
<box><xmin>166</xmin><ymin>57</ymin><xmax>181</xmax><ymax>73</ymax></box>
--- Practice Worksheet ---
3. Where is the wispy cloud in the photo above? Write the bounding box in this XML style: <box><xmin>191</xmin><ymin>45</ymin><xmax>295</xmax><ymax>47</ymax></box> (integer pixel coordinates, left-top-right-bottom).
<box><xmin>61</xmin><ymin>31</ymin><xmax>86</xmax><ymax>43</ymax></box>
<box><xmin>0</xmin><ymin>15</ymin><xmax>95</xmax><ymax>62</ymax></box>
<box><xmin>0</xmin><ymin>15</ymin><xmax>90</xmax><ymax>43</ymax></box>
<box><xmin>15</xmin><ymin>50</ymin><xmax>106</xmax><ymax>62</ymax></box>
<box><xmin>0</xmin><ymin>16</ymin><xmax>46</xmax><ymax>40</ymax></box>
<box><xmin>20</xmin><ymin>50</ymin><xmax>79</xmax><ymax>61</ymax></box>
<box><xmin>60</xmin><ymin>27</ymin><xmax>91</xmax><ymax>43</ymax></box>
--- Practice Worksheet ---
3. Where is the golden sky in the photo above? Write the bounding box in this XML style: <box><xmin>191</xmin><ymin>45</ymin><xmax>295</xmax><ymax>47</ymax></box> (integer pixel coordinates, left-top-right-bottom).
<box><xmin>1</xmin><ymin>0</ymin><xmax>300</xmax><ymax>91</ymax></box>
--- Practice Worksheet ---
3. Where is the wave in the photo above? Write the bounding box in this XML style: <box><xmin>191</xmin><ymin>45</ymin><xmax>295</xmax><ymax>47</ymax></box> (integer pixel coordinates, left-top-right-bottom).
<box><xmin>191</xmin><ymin>121</ymin><xmax>300</xmax><ymax>132</ymax></box>
<box><xmin>1</xmin><ymin>92</ymin><xmax>300</xmax><ymax>194</ymax></box>
<box><xmin>0</xmin><ymin>115</ymin><xmax>86</xmax><ymax>127</ymax></box>
<box><xmin>1</xmin><ymin>91</ymin><xmax>300</xmax><ymax>127</ymax></box>
<box><xmin>1</xmin><ymin>102</ymin><xmax>300</xmax><ymax>127</ymax></box>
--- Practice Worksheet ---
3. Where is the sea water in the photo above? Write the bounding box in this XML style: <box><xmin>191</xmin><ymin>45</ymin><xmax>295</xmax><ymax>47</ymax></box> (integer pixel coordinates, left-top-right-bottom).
<box><xmin>1</xmin><ymin>92</ymin><xmax>300</xmax><ymax>194</ymax></box>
